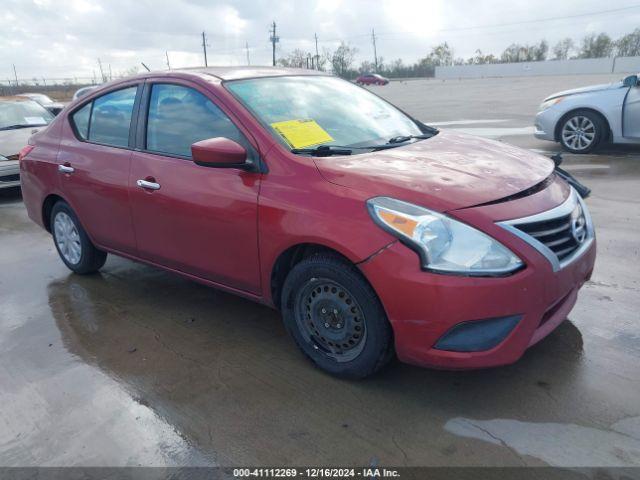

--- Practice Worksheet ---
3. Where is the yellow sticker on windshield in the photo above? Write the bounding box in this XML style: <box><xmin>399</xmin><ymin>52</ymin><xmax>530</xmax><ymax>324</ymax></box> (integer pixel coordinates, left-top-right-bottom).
<box><xmin>270</xmin><ymin>119</ymin><xmax>334</xmax><ymax>149</ymax></box>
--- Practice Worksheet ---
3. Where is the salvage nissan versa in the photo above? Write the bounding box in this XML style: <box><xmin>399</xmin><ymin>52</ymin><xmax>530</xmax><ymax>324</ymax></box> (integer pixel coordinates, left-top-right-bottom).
<box><xmin>20</xmin><ymin>67</ymin><xmax>596</xmax><ymax>378</ymax></box>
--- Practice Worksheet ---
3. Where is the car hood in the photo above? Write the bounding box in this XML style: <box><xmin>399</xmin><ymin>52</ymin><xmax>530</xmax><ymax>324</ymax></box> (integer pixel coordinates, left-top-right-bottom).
<box><xmin>0</xmin><ymin>127</ymin><xmax>41</xmax><ymax>158</ymax></box>
<box><xmin>313</xmin><ymin>130</ymin><xmax>554</xmax><ymax>212</ymax></box>
<box><xmin>544</xmin><ymin>81</ymin><xmax>623</xmax><ymax>101</ymax></box>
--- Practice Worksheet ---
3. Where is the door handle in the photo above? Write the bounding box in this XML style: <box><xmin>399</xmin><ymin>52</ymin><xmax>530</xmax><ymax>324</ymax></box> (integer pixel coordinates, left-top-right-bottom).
<box><xmin>58</xmin><ymin>164</ymin><xmax>74</xmax><ymax>174</ymax></box>
<box><xmin>136</xmin><ymin>179</ymin><xmax>161</xmax><ymax>190</ymax></box>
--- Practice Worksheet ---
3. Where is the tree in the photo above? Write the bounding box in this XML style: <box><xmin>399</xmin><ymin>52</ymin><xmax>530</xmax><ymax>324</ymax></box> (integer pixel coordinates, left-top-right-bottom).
<box><xmin>330</xmin><ymin>42</ymin><xmax>357</xmax><ymax>78</ymax></box>
<box><xmin>552</xmin><ymin>38</ymin><xmax>575</xmax><ymax>60</ymax></box>
<box><xmin>467</xmin><ymin>50</ymin><xmax>497</xmax><ymax>65</ymax></box>
<box><xmin>277</xmin><ymin>49</ymin><xmax>309</xmax><ymax>68</ymax></box>
<box><xmin>616</xmin><ymin>29</ymin><xmax>640</xmax><ymax>57</ymax></box>
<box><xmin>501</xmin><ymin>40</ymin><xmax>548</xmax><ymax>62</ymax></box>
<box><xmin>579</xmin><ymin>33</ymin><xmax>614</xmax><ymax>58</ymax></box>
<box><xmin>424</xmin><ymin>42</ymin><xmax>454</xmax><ymax>67</ymax></box>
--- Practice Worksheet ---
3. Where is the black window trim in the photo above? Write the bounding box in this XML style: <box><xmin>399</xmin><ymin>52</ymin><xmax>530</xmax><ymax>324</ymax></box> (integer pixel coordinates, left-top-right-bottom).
<box><xmin>68</xmin><ymin>83</ymin><xmax>143</xmax><ymax>151</ymax></box>
<box><xmin>134</xmin><ymin>79</ymin><xmax>266</xmax><ymax>173</ymax></box>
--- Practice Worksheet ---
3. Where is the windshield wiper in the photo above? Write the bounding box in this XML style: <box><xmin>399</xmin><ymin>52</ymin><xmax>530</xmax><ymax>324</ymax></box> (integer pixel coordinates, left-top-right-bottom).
<box><xmin>291</xmin><ymin>145</ymin><xmax>353</xmax><ymax>157</ymax></box>
<box><xmin>0</xmin><ymin>124</ymin><xmax>46</xmax><ymax>131</ymax></box>
<box><xmin>386</xmin><ymin>133</ymin><xmax>434</xmax><ymax>144</ymax></box>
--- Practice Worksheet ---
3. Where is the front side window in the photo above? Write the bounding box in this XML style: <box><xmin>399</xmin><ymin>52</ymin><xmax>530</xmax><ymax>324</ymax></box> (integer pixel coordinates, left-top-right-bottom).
<box><xmin>226</xmin><ymin>76</ymin><xmax>423</xmax><ymax>152</ymax></box>
<box><xmin>87</xmin><ymin>87</ymin><xmax>137</xmax><ymax>147</ymax></box>
<box><xmin>146</xmin><ymin>83</ymin><xmax>243</xmax><ymax>158</ymax></box>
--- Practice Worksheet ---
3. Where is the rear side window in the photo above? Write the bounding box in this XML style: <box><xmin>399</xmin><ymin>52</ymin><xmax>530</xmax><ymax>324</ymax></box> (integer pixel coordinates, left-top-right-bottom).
<box><xmin>146</xmin><ymin>83</ymin><xmax>242</xmax><ymax>158</ymax></box>
<box><xmin>70</xmin><ymin>86</ymin><xmax>137</xmax><ymax>147</ymax></box>
<box><xmin>89</xmin><ymin>87</ymin><xmax>137</xmax><ymax>147</ymax></box>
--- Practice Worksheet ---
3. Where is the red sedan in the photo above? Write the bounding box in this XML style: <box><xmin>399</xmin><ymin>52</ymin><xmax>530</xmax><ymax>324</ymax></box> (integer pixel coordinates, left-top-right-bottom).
<box><xmin>19</xmin><ymin>67</ymin><xmax>595</xmax><ymax>378</ymax></box>
<box><xmin>356</xmin><ymin>73</ymin><xmax>389</xmax><ymax>85</ymax></box>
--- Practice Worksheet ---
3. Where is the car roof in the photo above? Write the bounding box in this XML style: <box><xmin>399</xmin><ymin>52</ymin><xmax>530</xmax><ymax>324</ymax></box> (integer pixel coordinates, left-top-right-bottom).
<box><xmin>177</xmin><ymin>66</ymin><xmax>330</xmax><ymax>81</ymax></box>
<box><xmin>0</xmin><ymin>96</ymin><xmax>37</xmax><ymax>103</ymax></box>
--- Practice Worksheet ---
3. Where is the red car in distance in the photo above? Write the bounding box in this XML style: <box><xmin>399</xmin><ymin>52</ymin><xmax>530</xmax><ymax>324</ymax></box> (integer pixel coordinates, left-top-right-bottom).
<box><xmin>20</xmin><ymin>67</ymin><xmax>595</xmax><ymax>378</ymax></box>
<box><xmin>356</xmin><ymin>73</ymin><xmax>389</xmax><ymax>85</ymax></box>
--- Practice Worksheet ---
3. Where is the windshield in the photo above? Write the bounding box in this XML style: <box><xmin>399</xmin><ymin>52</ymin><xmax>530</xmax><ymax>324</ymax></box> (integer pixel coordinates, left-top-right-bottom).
<box><xmin>226</xmin><ymin>76</ymin><xmax>424</xmax><ymax>152</ymax></box>
<box><xmin>0</xmin><ymin>100</ymin><xmax>54</xmax><ymax>130</ymax></box>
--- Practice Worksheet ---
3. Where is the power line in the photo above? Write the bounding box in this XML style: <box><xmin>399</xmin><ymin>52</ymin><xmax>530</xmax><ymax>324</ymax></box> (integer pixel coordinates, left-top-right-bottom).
<box><xmin>377</xmin><ymin>4</ymin><xmax>640</xmax><ymax>36</ymax></box>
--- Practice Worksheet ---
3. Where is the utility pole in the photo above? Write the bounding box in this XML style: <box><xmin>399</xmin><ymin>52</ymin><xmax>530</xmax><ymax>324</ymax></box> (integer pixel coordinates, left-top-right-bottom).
<box><xmin>371</xmin><ymin>28</ymin><xmax>379</xmax><ymax>72</ymax></box>
<box><xmin>245</xmin><ymin>41</ymin><xmax>250</xmax><ymax>65</ymax></box>
<box><xmin>314</xmin><ymin>33</ymin><xmax>320</xmax><ymax>70</ymax></box>
<box><xmin>12</xmin><ymin>64</ymin><xmax>18</xmax><ymax>87</ymax></box>
<box><xmin>269</xmin><ymin>21</ymin><xmax>279</xmax><ymax>66</ymax></box>
<box><xmin>166</xmin><ymin>51</ymin><xmax>171</xmax><ymax>70</ymax></box>
<box><xmin>97</xmin><ymin>58</ymin><xmax>105</xmax><ymax>82</ymax></box>
<box><xmin>202</xmin><ymin>31</ymin><xmax>209</xmax><ymax>67</ymax></box>
<box><xmin>108</xmin><ymin>64</ymin><xmax>112</xmax><ymax>81</ymax></box>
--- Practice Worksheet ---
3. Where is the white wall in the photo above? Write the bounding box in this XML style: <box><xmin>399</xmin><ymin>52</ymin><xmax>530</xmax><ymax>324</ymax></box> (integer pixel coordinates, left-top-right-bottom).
<box><xmin>436</xmin><ymin>56</ymin><xmax>640</xmax><ymax>79</ymax></box>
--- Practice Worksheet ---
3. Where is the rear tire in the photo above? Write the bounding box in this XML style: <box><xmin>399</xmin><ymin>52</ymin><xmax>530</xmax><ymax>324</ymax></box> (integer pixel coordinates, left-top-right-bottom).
<box><xmin>281</xmin><ymin>254</ymin><xmax>393</xmax><ymax>379</ymax></box>
<box><xmin>51</xmin><ymin>201</ymin><xmax>107</xmax><ymax>274</ymax></box>
<box><xmin>559</xmin><ymin>110</ymin><xmax>605</xmax><ymax>154</ymax></box>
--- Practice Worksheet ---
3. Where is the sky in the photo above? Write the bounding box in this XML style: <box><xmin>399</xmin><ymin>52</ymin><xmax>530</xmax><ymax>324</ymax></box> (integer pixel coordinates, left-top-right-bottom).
<box><xmin>2</xmin><ymin>0</ymin><xmax>640</xmax><ymax>82</ymax></box>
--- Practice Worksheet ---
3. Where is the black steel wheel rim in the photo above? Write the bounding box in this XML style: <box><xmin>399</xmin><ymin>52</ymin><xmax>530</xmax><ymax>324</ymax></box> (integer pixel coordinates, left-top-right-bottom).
<box><xmin>295</xmin><ymin>278</ymin><xmax>367</xmax><ymax>363</ymax></box>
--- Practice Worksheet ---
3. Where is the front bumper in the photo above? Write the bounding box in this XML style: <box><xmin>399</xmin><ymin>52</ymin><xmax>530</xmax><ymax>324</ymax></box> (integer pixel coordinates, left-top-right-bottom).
<box><xmin>359</xmin><ymin>190</ymin><xmax>596</xmax><ymax>370</ymax></box>
<box><xmin>0</xmin><ymin>160</ymin><xmax>20</xmax><ymax>189</ymax></box>
<box><xmin>534</xmin><ymin>108</ymin><xmax>563</xmax><ymax>142</ymax></box>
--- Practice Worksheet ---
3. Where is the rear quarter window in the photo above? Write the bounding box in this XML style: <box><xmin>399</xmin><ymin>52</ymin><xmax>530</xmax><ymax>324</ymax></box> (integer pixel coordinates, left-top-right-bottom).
<box><xmin>71</xmin><ymin>103</ymin><xmax>91</xmax><ymax>139</ymax></box>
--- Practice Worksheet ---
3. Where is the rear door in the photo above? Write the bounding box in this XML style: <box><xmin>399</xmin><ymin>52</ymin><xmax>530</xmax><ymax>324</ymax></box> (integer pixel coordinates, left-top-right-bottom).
<box><xmin>623</xmin><ymin>81</ymin><xmax>640</xmax><ymax>138</ymax></box>
<box><xmin>57</xmin><ymin>83</ymin><xmax>141</xmax><ymax>254</ymax></box>
<box><xmin>128</xmin><ymin>80</ymin><xmax>262</xmax><ymax>294</ymax></box>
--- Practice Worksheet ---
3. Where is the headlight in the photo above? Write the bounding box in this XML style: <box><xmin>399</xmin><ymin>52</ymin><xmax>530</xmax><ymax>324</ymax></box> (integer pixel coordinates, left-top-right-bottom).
<box><xmin>367</xmin><ymin>197</ymin><xmax>523</xmax><ymax>276</ymax></box>
<box><xmin>538</xmin><ymin>96</ymin><xmax>564</xmax><ymax>112</ymax></box>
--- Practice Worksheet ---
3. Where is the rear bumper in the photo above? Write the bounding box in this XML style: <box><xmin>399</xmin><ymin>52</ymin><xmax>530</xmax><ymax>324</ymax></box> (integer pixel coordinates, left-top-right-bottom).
<box><xmin>0</xmin><ymin>160</ymin><xmax>20</xmax><ymax>189</ymax></box>
<box><xmin>361</xmin><ymin>240</ymin><xmax>595</xmax><ymax>369</ymax></box>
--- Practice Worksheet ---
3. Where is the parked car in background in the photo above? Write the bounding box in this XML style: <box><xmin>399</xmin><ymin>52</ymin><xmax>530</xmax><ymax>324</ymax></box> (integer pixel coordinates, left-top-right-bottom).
<box><xmin>0</xmin><ymin>96</ymin><xmax>53</xmax><ymax>189</ymax></box>
<box><xmin>16</xmin><ymin>93</ymin><xmax>65</xmax><ymax>116</ymax></box>
<box><xmin>356</xmin><ymin>73</ymin><xmax>389</xmax><ymax>86</ymax></box>
<box><xmin>72</xmin><ymin>85</ymin><xmax>97</xmax><ymax>101</ymax></box>
<box><xmin>535</xmin><ymin>73</ymin><xmax>640</xmax><ymax>153</ymax></box>
<box><xmin>21</xmin><ymin>67</ymin><xmax>595</xmax><ymax>378</ymax></box>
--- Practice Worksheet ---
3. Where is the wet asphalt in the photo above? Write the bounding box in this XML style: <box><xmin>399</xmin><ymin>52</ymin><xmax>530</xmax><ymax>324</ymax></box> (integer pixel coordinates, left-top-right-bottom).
<box><xmin>1</xmin><ymin>75</ymin><xmax>639</xmax><ymax>468</ymax></box>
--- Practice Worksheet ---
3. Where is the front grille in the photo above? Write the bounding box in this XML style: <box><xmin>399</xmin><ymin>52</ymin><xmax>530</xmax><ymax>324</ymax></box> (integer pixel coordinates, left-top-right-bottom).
<box><xmin>0</xmin><ymin>174</ymin><xmax>20</xmax><ymax>183</ymax></box>
<box><xmin>498</xmin><ymin>188</ymin><xmax>592</xmax><ymax>271</ymax></box>
<box><xmin>514</xmin><ymin>213</ymin><xmax>580</xmax><ymax>261</ymax></box>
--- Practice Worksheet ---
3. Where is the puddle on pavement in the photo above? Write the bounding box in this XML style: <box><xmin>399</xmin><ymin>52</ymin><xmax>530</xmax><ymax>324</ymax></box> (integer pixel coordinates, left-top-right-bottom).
<box><xmin>445</xmin><ymin>416</ymin><xmax>640</xmax><ymax>467</ymax></box>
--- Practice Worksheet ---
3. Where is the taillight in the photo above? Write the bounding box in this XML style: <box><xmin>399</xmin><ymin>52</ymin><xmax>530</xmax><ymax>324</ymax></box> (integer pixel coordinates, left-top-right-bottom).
<box><xmin>18</xmin><ymin>145</ymin><xmax>35</xmax><ymax>161</ymax></box>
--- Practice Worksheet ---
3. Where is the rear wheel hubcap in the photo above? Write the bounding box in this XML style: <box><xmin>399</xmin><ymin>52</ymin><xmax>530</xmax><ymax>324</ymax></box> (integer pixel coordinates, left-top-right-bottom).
<box><xmin>296</xmin><ymin>279</ymin><xmax>366</xmax><ymax>362</ymax></box>
<box><xmin>54</xmin><ymin>212</ymin><xmax>82</xmax><ymax>265</ymax></box>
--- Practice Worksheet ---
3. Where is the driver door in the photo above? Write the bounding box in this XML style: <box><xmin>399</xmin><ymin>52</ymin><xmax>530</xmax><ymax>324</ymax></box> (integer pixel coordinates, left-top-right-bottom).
<box><xmin>623</xmin><ymin>81</ymin><xmax>640</xmax><ymax>138</ymax></box>
<box><xmin>128</xmin><ymin>81</ymin><xmax>262</xmax><ymax>294</ymax></box>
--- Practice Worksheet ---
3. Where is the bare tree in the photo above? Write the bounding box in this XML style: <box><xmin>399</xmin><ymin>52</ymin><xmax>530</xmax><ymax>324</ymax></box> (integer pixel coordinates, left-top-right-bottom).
<box><xmin>579</xmin><ymin>33</ymin><xmax>614</xmax><ymax>58</ymax></box>
<box><xmin>330</xmin><ymin>42</ymin><xmax>357</xmax><ymax>78</ymax></box>
<box><xmin>552</xmin><ymin>38</ymin><xmax>575</xmax><ymax>60</ymax></box>
<box><xmin>616</xmin><ymin>29</ymin><xmax>640</xmax><ymax>57</ymax></box>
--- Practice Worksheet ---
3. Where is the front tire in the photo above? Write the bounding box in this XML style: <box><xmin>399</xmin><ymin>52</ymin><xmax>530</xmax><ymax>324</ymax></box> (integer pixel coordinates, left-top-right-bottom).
<box><xmin>281</xmin><ymin>254</ymin><xmax>393</xmax><ymax>379</ymax></box>
<box><xmin>51</xmin><ymin>201</ymin><xmax>107</xmax><ymax>274</ymax></box>
<box><xmin>559</xmin><ymin>110</ymin><xmax>605</xmax><ymax>154</ymax></box>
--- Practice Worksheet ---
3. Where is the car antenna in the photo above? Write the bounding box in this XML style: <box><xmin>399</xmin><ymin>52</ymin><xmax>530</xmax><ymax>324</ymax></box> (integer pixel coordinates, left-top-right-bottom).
<box><xmin>141</xmin><ymin>62</ymin><xmax>151</xmax><ymax>72</ymax></box>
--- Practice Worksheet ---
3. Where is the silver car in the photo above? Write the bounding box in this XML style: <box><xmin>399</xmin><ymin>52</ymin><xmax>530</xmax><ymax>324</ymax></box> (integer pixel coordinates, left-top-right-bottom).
<box><xmin>0</xmin><ymin>96</ymin><xmax>53</xmax><ymax>189</ymax></box>
<box><xmin>535</xmin><ymin>73</ymin><xmax>640</xmax><ymax>153</ymax></box>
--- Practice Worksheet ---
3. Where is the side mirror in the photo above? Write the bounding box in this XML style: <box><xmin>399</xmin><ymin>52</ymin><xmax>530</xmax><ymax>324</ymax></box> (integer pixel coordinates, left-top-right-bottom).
<box><xmin>191</xmin><ymin>137</ymin><xmax>248</xmax><ymax>168</ymax></box>
<box><xmin>622</xmin><ymin>75</ymin><xmax>638</xmax><ymax>88</ymax></box>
